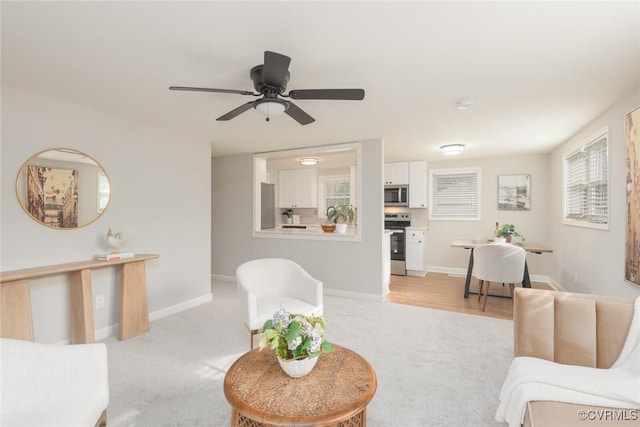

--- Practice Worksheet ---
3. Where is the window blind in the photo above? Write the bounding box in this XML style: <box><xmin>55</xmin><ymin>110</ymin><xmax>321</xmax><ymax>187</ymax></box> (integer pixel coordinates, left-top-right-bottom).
<box><xmin>318</xmin><ymin>175</ymin><xmax>350</xmax><ymax>216</ymax></box>
<box><xmin>564</xmin><ymin>132</ymin><xmax>608</xmax><ymax>226</ymax></box>
<box><xmin>429</xmin><ymin>168</ymin><xmax>480</xmax><ymax>220</ymax></box>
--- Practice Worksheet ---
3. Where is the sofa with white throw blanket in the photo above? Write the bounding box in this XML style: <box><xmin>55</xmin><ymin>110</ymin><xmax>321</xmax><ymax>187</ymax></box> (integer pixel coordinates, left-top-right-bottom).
<box><xmin>496</xmin><ymin>288</ymin><xmax>640</xmax><ymax>427</ymax></box>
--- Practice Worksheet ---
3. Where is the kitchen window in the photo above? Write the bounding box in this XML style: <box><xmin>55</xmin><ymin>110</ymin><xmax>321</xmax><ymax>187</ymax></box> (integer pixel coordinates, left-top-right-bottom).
<box><xmin>429</xmin><ymin>167</ymin><xmax>481</xmax><ymax>220</ymax></box>
<box><xmin>564</xmin><ymin>128</ymin><xmax>608</xmax><ymax>229</ymax></box>
<box><xmin>318</xmin><ymin>174</ymin><xmax>351</xmax><ymax>217</ymax></box>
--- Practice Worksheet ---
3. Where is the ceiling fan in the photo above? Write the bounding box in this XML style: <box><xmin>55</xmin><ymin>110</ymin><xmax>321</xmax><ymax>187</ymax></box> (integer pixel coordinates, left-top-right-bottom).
<box><xmin>169</xmin><ymin>51</ymin><xmax>365</xmax><ymax>125</ymax></box>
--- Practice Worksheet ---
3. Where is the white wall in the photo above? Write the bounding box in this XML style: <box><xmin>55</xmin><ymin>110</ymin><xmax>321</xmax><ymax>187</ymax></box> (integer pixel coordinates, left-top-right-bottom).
<box><xmin>408</xmin><ymin>153</ymin><xmax>553</xmax><ymax>279</ymax></box>
<box><xmin>1</xmin><ymin>85</ymin><xmax>212</xmax><ymax>343</ymax></box>
<box><xmin>550</xmin><ymin>88</ymin><xmax>640</xmax><ymax>298</ymax></box>
<box><xmin>212</xmin><ymin>139</ymin><xmax>384</xmax><ymax>297</ymax></box>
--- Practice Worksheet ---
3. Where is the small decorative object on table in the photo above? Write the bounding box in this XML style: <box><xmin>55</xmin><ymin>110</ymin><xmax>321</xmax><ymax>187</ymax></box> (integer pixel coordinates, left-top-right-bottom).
<box><xmin>259</xmin><ymin>309</ymin><xmax>333</xmax><ymax>378</ymax></box>
<box><xmin>495</xmin><ymin>223</ymin><xmax>525</xmax><ymax>244</ymax></box>
<box><xmin>105</xmin><ymin>228</ymin><xmax>126</xmax><ymax>253</ymax></box>
<box><xmin>97</xmin><ymin>228</ymin><xmax>132</xmax><ymax>260</ymax></box>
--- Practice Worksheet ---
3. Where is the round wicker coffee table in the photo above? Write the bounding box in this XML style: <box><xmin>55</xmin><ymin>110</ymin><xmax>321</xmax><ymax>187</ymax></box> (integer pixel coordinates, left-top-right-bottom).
<box><xmin>224</xmin><ymin>344</ymin><xmax>377</xmax><ymax>427</ymax></box>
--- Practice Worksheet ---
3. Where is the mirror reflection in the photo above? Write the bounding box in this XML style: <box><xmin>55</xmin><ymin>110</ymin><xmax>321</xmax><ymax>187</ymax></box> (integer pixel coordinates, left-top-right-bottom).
<box><xmin>16</xmin><ymin>148</ymin><xmax>111</xmax><ymax>229</ymax></box>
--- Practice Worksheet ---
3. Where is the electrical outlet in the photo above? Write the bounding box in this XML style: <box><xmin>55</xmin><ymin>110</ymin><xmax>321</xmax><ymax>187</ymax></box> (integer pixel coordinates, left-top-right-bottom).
<box><xmin>95</xmin><ymin>294</ymin><xmax>105</xmax><ymax>310</ymax></box>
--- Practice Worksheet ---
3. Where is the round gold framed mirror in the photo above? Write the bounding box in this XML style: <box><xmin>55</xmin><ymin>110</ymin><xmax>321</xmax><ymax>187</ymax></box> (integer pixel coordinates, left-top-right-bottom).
<box><xmin>15</xmin><ymin>148</ymin><xmax>111</xmax><ymax>229</ymax></box>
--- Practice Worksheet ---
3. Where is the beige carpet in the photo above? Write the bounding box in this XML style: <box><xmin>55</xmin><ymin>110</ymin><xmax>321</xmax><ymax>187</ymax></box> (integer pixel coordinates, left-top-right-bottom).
<box><xmin>103</xmin><ymin>278</ymin><xmax>512</xmax><ymax>426</ymax></box>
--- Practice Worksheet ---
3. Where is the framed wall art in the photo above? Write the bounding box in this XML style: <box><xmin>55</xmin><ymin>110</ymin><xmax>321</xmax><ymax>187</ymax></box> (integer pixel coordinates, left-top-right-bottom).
<box><xmin>625</xmin><ymin>105</ymin><xmax>640</xmax><ymax>286</ymax></box>
<box><xmin>498</xmin><ymin>174</ymin><xmax>530</xmax><ymax>211</ymax></box>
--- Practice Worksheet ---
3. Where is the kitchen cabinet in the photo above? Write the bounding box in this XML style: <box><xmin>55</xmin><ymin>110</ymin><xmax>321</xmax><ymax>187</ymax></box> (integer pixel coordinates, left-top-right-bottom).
<box><xmin>409</xmin><ymin>160</ymin><xmax>427</xmax><ymax>208</ymax></box>
<box><xmin>384</xmin><ymin>162</ymin><xmax>409</xmax><ymax>185</ymax></box>
<box><xmin>278</xmin><ymin>169</ymin><xmax>318</xmax><ymax>208</ymax></box>
<box><xmin>405</xmin><ymin>228</ymin><xmax>425</xmax><ymax>276</ymax></box>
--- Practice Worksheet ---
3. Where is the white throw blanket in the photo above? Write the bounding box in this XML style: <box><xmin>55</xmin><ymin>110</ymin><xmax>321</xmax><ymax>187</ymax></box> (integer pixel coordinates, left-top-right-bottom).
<box><xmin>495</xmin><ymin>297</ymin><xmax>640</xmax><ymax>427</ymax></box>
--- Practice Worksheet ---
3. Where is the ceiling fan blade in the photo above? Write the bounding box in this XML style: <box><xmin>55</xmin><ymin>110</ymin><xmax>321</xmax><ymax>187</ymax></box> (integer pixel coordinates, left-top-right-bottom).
<box><xmin>285</xmin><ymin>101</ymin><xmax>315</xmax><ymax>125</ymax></box>
<box><xmin>216</xmin><ymin>101</ymin><xmax>255</xmax><ymax>121</ymax></box>
<box><xmin>288</xmin><ymin>89</ymin><xmax>365</xmax><ymax>100</ymax></box>
<box><xmin>169</xmin><ymin>86</ymin><xmax>257</xmax><ymax>96</ymax></box>
<box><xmin>263</xmin><ymin>51</ymin><xmax>291</xmax><ymax>88</ymax></box>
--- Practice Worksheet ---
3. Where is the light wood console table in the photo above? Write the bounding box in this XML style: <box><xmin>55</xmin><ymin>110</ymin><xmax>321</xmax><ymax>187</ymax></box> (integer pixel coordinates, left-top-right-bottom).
<box><xmin>0</xmin><ymin>254</ymin><xmax>159</xmax><ymax>343</ymax></box>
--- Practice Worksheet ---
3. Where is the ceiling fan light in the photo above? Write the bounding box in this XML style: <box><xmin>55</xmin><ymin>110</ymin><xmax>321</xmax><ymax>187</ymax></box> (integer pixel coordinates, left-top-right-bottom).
<box><xmin>440</xmin><ymin>144</ymin><xmax>465</xmax><ymax>155</ymax></box>
<box><xmin>299</xmin><ymin>157</ymin><xmax>318</xmax><ymax>166</ymax></box>
<box><xmin>254</xmin><ymin>99</ymin><xmax>287</xmax><ymax>117</ymax></box>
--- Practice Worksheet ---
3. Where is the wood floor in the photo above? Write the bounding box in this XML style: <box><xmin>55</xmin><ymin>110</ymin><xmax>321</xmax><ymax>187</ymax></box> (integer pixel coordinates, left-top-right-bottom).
<box><xmin>387</xmin><ymin>272</ymin><xmax>553</xmax><ymax>320</ymax></box>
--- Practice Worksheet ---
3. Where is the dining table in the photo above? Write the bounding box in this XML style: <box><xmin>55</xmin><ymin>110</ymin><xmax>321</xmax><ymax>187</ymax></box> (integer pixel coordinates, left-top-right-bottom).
<box><xmin>451</xmin><ymin>239</ymin><xmax>553</xmax><ymax>298</ymax></box>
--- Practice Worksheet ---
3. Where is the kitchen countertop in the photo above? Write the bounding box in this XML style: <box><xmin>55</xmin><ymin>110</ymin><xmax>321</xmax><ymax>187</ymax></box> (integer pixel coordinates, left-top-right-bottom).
<box><xmin>255</xmin><ymin>224</ymin><xmax>358</xmax><ymax>239</ymax></box>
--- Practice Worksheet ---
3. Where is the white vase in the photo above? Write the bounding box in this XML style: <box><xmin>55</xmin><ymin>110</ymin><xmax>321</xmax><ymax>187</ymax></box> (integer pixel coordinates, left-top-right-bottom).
<box><xmin>494</xmin><ymin>237</ymin><xmax>507</xmax><ymax>244</ymax></box>
<box><xmin>278</xmin><ymin>355</ymin><xmax>319</xmax><ymax>378</ymax></box>
<box><xmin>335</xmin><ymin>223</ymin><xmax>348</xmax><ymax>234</ymax></box>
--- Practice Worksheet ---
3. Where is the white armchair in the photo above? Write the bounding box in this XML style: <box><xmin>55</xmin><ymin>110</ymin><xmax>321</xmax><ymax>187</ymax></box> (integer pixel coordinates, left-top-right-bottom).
<box><xmin>236</xmin><ymin>258</ymin><xmax>323</xmax><ymax>348</ymax></box>
<box><xmin>1</xmin><ymin>338</ymin><xmax>109</xmax><ymax>427</ymax></box>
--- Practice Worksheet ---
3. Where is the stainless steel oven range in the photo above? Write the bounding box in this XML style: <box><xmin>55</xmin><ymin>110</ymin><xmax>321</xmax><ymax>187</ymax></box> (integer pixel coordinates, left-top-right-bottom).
<box><xmin>385</xmin><ymin>212</ymin><xmax>411</xmax><ymax>276</ymax></box>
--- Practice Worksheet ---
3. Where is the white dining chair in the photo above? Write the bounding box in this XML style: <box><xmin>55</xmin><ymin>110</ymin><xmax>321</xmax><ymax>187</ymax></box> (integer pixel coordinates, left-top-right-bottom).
<box><xmin>473</xmin><ymin>244</ymin><xmax>526</xmax><ymax>311</ymax></box>
<box><xmin>236</xmin><ymin>258</ymin><xmax>323</xmax><ymax>349</ymax></box>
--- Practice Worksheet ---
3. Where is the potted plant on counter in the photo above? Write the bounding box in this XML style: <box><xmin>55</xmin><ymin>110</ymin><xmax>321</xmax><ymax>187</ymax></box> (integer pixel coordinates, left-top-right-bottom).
<box><xmin>326</xmin><ymin>204</ymin><xmax>355</xmax><ymax>234</ymax></box>
<box><xmin>281</xmin><ymin>208</ymin><xmax>293</xmax><ymax>224</ymax></box>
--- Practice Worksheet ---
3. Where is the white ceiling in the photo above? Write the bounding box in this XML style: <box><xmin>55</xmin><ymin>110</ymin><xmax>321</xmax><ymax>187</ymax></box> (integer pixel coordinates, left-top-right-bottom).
<box><xmin>2</xmin><ymin>1</ymin><xmax>639</xmax><ymax>162</ymax></box>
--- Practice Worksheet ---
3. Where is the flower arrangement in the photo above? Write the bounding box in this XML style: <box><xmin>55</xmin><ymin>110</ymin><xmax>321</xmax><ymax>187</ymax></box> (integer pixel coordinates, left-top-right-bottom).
<box><xmin>259</xmin><ymin>309</ymin><xmax>333</xmax><ymax>361</ymax></box>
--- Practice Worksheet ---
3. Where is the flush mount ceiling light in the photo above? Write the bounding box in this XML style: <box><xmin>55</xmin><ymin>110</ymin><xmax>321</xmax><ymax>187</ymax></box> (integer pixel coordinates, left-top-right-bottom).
<box><xmin>440</xmin><ymin>144</ymin><xmax>465</xmax><ymax>155</ymax></box>
<box><xmin>456</xmin><ymin>98</ymin><xmax>474</xmax><ymax>110</ymax></box>
<box><xmin>253</xmin><ymin>98</ymin><xmax>288</xmax><ymax>121</ymax></box>
<box><xmin>299</xmin><ymin>157</ymin><xmax>319</xmax><ymax>166</ymax></box>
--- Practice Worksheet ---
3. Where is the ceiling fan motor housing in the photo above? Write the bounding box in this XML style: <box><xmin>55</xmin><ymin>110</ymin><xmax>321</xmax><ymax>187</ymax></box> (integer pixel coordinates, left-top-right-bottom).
<box><xmin>250</xmin><ymin>65</ymin><xmax>290</xmax><ymax>95</ymax></box>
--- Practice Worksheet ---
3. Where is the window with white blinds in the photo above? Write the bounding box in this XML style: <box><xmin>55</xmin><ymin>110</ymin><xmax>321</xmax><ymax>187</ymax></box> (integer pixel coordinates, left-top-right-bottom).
<box><xmin>318</xmin><ymin>175</ymin><xmax>351</xmax><ymax>217</ymax></box>
<box><xmin>564</xmin><ymin>129</ymin><xmax>608</xmax><ymax>229</ymax></box>
<box><xmin>429</xmin><ymin>167</ymin><xmax>481</xmax><ymax>220</ymax></box>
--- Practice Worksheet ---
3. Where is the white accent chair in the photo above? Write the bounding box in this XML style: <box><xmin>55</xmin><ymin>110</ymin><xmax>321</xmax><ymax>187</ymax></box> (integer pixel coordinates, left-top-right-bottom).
<box><xmin>236</xmin><ymin>258</ymin><xmax>323</xmax><ymax>349</ymax></box>
<box><xmin>473</xmin><ymin>243</ymin><xmax>526</xmax><ymax>312</ymax></box>
<box><xmin>1</xmin><ymin>338</ymin><xmax>109</xmax><ymax>427</ymax></box>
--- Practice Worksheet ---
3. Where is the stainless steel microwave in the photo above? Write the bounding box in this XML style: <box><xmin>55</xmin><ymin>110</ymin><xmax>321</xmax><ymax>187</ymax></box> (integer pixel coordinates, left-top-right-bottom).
<box><xmin>384</xmin><ymin>185</ymin><xmax>409</xmax><ymax>206</ymax></box>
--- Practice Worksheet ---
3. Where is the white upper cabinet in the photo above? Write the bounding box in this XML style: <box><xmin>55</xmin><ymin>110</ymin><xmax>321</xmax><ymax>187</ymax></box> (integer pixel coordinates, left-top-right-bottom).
<box><xmin>384</xmin><ymin>162</ymin><xmax>409</xmax><ymax>185</ymax></box>
<box><xmin>409</xmin><ymin>160</ymin><xmax>427</xmax><ymax>208</ymax></box>
<box><xmin>278</xmin><ymin>169</ymin><xmax>318</xmax><ymax>208</ymax></box>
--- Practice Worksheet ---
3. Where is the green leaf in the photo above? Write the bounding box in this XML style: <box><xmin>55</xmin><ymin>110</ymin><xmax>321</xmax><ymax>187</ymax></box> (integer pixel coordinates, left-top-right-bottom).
<box><xmin>285</xmin><ymin>320</ymin><xmax>301</xmax><ymax>342</ymax></box>
<box><xmin>322</xmin><ymin>341</ymin><xmax>334</xmax><ymax>353</ymax></box>
<box><xmin>262</xmin><ymin>319</ymin><xmax>274</xmax><ymax>330</ymax></box>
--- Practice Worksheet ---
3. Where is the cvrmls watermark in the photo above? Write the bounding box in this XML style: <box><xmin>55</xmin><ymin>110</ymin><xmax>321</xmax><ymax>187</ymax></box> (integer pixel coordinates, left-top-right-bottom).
<box><xmin>577</xmin><ymin>409</ymin><xmax>638</xmax><ymax>422</ymax></box>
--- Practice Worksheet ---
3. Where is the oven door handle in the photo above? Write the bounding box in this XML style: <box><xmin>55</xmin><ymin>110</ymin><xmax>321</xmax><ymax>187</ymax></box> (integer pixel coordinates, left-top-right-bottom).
<box><xmin>391</xmin><ymin>230</ymin><xmax>404</xmax><ymax>234</ymax></box>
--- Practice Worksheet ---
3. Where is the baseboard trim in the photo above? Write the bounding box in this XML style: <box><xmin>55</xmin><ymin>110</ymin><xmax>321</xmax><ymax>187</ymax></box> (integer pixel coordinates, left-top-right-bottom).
<box><xmin>428</xmin><ymin>266</ymin><xmax>467</xmax><ymax>276</ymax></box>
<box><xmin>547</xmin><ymin>278</ymin><xmax>565</xmax><ymax>291</ymax></box>
<box><xmin>324</xmin><ymin>287</ymin><xmax>384</xmax><ymax>302</ymax></box>
<box><xmin>92</xmin><ymin>293</ymin><xmax>213</xmax><ymax>342</ymax></box>
<box><xmin>212</xmin><ymin>273</ymin><xmax>235</xmax><ymax>282</ymax></box>
<box><xmin>428</xmin><ymin>265</ymin><xmax>552</xmax><ymax>286</ymax></box>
